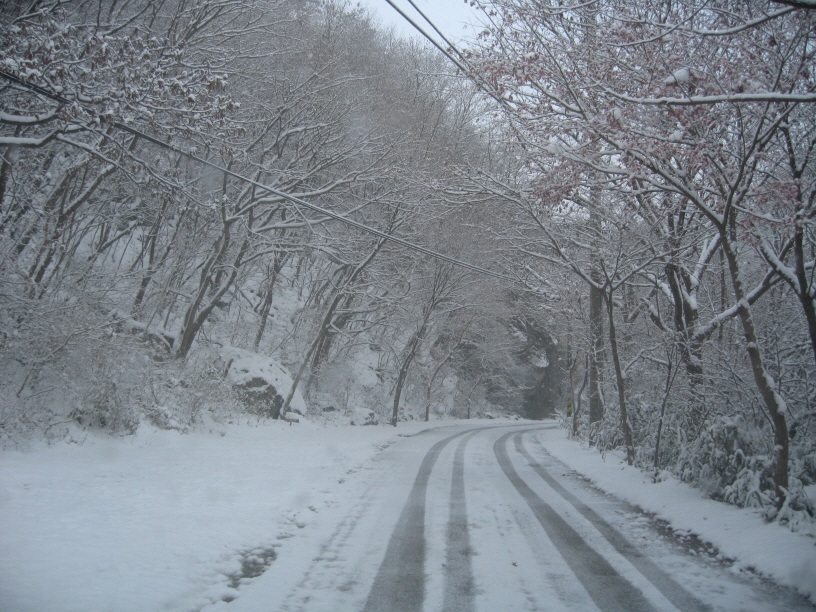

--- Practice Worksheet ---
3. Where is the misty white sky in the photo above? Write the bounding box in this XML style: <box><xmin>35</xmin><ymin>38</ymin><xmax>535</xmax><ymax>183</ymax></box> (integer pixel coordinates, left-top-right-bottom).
<box><xmin>354</xmin><ymin>0</ymin><xmax>483</xmax><ymax>42</ymax></box>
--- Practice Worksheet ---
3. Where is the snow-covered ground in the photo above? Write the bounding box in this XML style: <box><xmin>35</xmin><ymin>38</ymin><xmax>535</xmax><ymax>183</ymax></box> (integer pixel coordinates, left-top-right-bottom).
<box><xmin>534</xmin><ymin>427</ymin><xmax>816</xmax><ymax>603</ymax></box>
<box><xmin>1</xmin><ymin>419</ymin><xmax>814</xmax><ymax>611</ymax></box>
<box><xmin>0</xmin><ymin>417</ymin><xmax>482</xmax><ymax>612</ymax></box>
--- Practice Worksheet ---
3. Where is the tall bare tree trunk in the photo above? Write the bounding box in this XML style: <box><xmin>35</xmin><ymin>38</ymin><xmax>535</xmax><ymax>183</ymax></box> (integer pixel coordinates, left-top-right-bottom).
<box><xmin>589</xmin><ymin>207</ymin><xmax>604</xmax><ymax>427</ymax></box>
<box><xmin>589</xmin><ymin>279</ymin><xmax>604</xmax><ymax>426</ymax></box>
<box><xmin>605</xmin><ymin>292</ymin><xmax>634</xmax><ymax>465</ymax></box>
<box><xmin>253</xmin><ymin>252</ymin><xmax>288</xmax><ymax>352</ymax></box>
<box><xmin>573</xmin><ymin>355</ymin><xmax>588</xmax><ymax>437</ymax></box>
<box><xmin>793</xmin><ymin>227</ymin><xmax>816</xmax><ymax>366</ymax></box>
<box><xmin>722</xmin><ymin>236</ymin><xmax>789</xmax><ymax>509</ymax></box>
<box><xmin>391</xmin><ymin>320</ymin><xmax>427</xmax><ymax>427</ymax></box>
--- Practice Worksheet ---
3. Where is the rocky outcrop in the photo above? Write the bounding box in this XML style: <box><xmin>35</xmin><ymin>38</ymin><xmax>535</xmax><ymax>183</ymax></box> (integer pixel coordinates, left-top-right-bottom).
<box><xmin>222</xmin><ymin>347</ymin><xmax>307</xmax><ymax>419</ymax></box>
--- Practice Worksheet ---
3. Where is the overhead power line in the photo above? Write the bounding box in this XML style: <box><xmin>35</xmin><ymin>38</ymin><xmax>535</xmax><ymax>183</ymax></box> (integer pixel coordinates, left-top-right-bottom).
<box><xmin>380</xmin><ymin>0</ymin><xmax>507</xmax><ymax>103</ymax></box>
<box><xmin>381</xmin><ymin>0</ymin><xmax>472</xmax><ymax>76</ymax></box>
<box><xmin>0</xmin><ymin>69</ymin><xmax>515</xmax><ymax>282</ymax></box>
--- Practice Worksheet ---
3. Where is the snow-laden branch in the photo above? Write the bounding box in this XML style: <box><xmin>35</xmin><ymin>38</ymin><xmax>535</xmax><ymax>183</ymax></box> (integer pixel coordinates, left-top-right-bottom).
<box><xmin>0</xmin><ymin>109</ymin><xmax>60</xmax><ymax>125</ymax></box>
<box><xmin>691</xmin><ymin>270</ymin><xmax>779</xmax><ymax>343</ymax></box>
<box><xmin>770</xmin><ymin>0</ymin><xmax>816</xmax><ymax>9</ymax></box>
<box><xmin>690</xmin><ymin>234</ymin><xmax>721</xmax><ymax>292</ymax></box>
<box><xmin>0</xmin><ymin>132</ymin><xmax>60</xmax><ymax>147</ymax></box>
<box><xmin>623</xmin><ymin>344</ymin><xmax>664</xmax><ymax>376</ymax></box>
<box><xmin>604</xmin><ymin>90</ymin><xmax>816</xmax><ymax>106</ymax></box>
<box><xmin>615</xmin><ymin>6</ymin><xmax>797</xmax><ymax>44</ymax></box>
<box><xmin>759</xmin><ymin>237</ymin><xmax>801</xmax><ymax>293</ymax></box>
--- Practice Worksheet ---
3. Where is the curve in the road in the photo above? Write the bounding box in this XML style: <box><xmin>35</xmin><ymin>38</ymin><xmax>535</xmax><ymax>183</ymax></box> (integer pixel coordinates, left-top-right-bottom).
<box><xmin>514</xmin><ymin>431</ymin><xmax>713</xmax><ymax>612</ymax></box>
<box><xmin>363</xmin><ymin>424</ymin><xmax>541</xmax><ymax>612</ymax></box>
<box><xmin>494</xmin><ymin>430</ymin><xmax>659</xmax><ymax>612</ymax></box>
<box><xmin>368</xmin><ymin>423</ymin><xmax>696</xmax><ymax>612</ymax></box>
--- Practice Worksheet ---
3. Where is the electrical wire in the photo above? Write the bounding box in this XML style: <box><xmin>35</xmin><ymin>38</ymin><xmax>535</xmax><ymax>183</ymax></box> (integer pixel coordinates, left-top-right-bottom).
<box><xmin>0</xmin><ymin>69</ymin><xmax>516</xmax><ymax>282</ymax></box>
<box><xmin>381</xmin><ymin>0</ymin><xmax>472</xmax><ymax>75</ymax></box>
<box><xmin>380</xmin><ymin>0</ymin><xmax>506</xmax><ymax>108</ymax></box>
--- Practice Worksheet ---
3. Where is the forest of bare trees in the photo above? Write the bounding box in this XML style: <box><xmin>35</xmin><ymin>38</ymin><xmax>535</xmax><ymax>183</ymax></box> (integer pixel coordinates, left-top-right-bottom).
<box><xmin>2</xmin><ymin>0</ymin><xmax>814</xmax><ymax>530</ymax></box>
<box><xmin>462</xmin><ymin>0</ymin><xmax>816</xmax><ymax>526</ymax></box>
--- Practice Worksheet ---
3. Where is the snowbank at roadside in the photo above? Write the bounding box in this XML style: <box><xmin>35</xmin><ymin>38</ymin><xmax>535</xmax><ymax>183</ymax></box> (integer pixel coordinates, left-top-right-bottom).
<box><xmin>0</xmin><ymin>419</ymin><xmax>415</xmax><ymax>612</ymax></box>
<box><xmin>536</xmin><ymin>425</ymin><xmax>816</xmax><ymax>602</ymax></box>
<box><xmin>0</xmin><ymin>417</ymin><xmax>518</xmax><ymax>612</ymax></box>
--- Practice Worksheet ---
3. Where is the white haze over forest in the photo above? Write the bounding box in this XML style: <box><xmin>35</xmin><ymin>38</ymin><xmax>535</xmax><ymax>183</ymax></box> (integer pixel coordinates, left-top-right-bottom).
<box><xmin>1</xmin><ymin>1</ymin><xmax>815</xmax><ymax>609</ymax></box>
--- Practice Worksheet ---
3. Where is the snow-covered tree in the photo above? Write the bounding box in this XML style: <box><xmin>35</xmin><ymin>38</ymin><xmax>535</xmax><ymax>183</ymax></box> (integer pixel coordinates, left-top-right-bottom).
<box><xmin>466</xmin><ymin>0</ymin><xmax>816</xmax><ymax>510</ymax></box>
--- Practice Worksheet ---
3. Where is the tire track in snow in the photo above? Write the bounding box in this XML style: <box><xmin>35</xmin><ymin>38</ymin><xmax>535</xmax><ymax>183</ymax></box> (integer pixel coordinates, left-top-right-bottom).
<box><xmin>363</xmin><ymin>424</ymin><xmax>538</xmax><ymax>612</ymax></box>
<box><xmin>494</xmin><ymin>430</ymin><xmax>658</xmax><ymax>612</ymax></box>
<box><xmin>442</xmin><ymin>430</ymin><xmax>480</xmax><ymax>611</ymax></box>
<box><xmin>514</xmin><ymin>430</ymin><xmax>712</xmax><ymax>612</ymax></box>
<box><xmin>362</xmin><ymin>428</ymin><xmax>474</xmax><ymax>612</ymax></box>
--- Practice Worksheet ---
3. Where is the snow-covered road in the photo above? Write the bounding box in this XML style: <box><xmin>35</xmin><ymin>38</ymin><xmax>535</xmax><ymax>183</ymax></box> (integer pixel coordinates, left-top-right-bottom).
<box><xmin>2</xmin><ymin>420</ymin><xmax>814</xmax><ymax>611</ymax></box>
<box><xmin>216</xmin><ymin>423</ymin><xmax>816</xmax><ymax>612</ymax></box>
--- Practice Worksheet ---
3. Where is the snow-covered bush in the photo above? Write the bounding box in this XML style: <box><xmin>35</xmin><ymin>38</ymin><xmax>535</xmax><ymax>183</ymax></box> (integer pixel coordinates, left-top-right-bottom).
<box><xmin>69</xmin><ymin>379</ymin><xmax>138</xmax><ymax>435</ymax></box>
<box><xmin>591</xmin><ymin>409</ymin><xmax>627</xmax><ymax>457</ymax></box>
<box><xmin>675</xmin><ymin>416</ymin><xmax>783</xmax><ymax>515</ymax></box>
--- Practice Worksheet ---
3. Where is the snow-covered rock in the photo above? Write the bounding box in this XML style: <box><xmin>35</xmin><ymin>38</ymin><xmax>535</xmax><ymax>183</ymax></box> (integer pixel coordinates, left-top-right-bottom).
<box><xmin>221</xmin><ymin>347</ymin><xmax>306</xmax><ymax>419</ymax></box>
<box><xmin>349</xmin><ymin>407</ymin><xmax>378</xmax><ymax>426</ymax></box>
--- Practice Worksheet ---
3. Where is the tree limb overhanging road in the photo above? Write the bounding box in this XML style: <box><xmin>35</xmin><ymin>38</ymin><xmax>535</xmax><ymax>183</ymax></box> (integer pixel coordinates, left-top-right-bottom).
<box><xmin>226</xmin><ymin>424</ymin><xmax>816</xmax><ymax>612</ymax></box>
